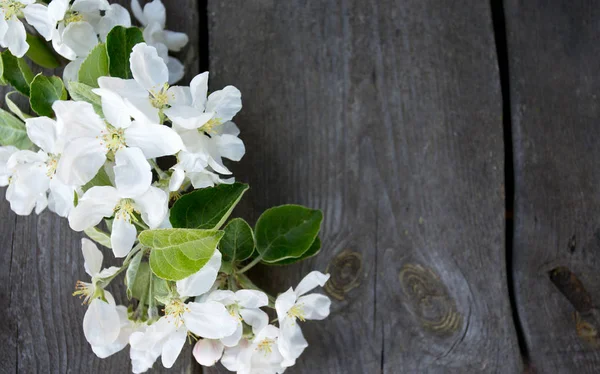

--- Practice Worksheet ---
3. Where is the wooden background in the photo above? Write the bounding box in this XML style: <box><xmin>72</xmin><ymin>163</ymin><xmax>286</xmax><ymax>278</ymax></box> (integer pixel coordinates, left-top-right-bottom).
<box><xmin>1</xmin><ymin>0</ymin><xmax>599</xmax><ymax>373</ymax></box>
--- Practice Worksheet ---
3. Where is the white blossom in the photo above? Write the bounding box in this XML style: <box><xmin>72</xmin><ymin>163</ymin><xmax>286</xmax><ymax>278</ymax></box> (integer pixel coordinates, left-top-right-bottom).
<box><xmin>220</xmin><ymin>325</ymin><xmax>286</xmax><ymax>374</ymax></box>
<box><xmin>275</xmin><ymin>271</ymin><xmax>331</xmax><ymax>367</ymax></box>
<box><xmin>0</xmin><ymin>0</ymin><xmax>37</xmax><ymax>57</ymax></box>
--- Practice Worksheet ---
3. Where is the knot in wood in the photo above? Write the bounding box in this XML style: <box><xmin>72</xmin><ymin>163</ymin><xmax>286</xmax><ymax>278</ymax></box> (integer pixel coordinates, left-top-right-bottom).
<box><xmin>324</xmin><ymin>249</ymin><xmax>362</xmax><ymax>301</ymax></box>
<box><xmin>399</xmin><ymin>263</ymin><xmax>462</xmax><ymax>335</ymax></box>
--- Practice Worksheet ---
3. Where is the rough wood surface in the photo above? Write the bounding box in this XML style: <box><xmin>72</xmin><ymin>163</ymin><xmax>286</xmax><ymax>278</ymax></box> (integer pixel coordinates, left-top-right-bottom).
<box><xmin>208</xmin><ymin>0</ymin><xmax>521</xmax><ymax>372</ymax></box>
<box><xmin>506</xmin><ymin>0</ymin><xmax>600</xmax><ymax>372</ymax></box>
<box><xmin>0</xmin><ymin>1</ymin><xmax>199</xmax><ymax>373</ymax></box>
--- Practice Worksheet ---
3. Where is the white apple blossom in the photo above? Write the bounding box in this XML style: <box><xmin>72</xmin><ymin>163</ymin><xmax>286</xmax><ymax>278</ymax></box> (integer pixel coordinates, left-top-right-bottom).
<box><xmin>69</xmin><ymin>183</ymin><xmax>168</xmax><ymax>257</ymax></box>
<box><xmin>52</xmin><ymin>100</ymin><xmax>182</xmax><ymax>191</ymax></box>
<box><xmin>220</xmin><ymin>325</ymin><xmax>287</xmax><ymax>374</ymax></box>
<box><xmin>131</xmin><ymin>0</ymin><xmax>188</xmax><ymax>83</ymax></box>
<box><xmin>75</xmin><ymin>238</ymin><xmax>120</xmax><ymax>303</ymax></box>
<box><xmin>3</xmin><ymin>149</ymin><xmax>48</xmax><ymax>215</ymax></box>
<box><xmin>0</xmin><ymin>0</ymin><xmax>41</xmax><ymax>57</ymax></box>
<box><xmin>129</xmin><ymin>250</ymin><xmax>238</xmax><ymax>372</ymax></box>
<box><xmin>0</xmin><ymin>145</ymin><xmax>17</xmax><ymax>185</ymax></box>
<box><xmin>275</xmin><ymin>271</ymin><xmax>331</xmax><ymax>367</ymax></box>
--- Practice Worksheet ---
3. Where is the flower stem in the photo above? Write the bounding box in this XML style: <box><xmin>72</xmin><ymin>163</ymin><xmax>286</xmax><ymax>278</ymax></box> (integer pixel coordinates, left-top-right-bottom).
<box><xmin>237</xmin><ymin>254</ymin><xmax>264</xmax><ymax>274</ymax></box>
<box><xmin>149</xmin><ymin>158</ymin><xmax>169</xmax><ymax>180</ymax></box>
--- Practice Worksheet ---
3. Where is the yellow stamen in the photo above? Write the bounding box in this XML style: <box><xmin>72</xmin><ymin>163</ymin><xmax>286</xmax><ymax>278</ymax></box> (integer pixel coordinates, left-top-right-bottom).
<box><xmin>73</xmin><ymin>280</ymin><xmax>94</xmax><ymax>305</ymax></box>
<box><xmin>99</xmin><ymin>126</ymin><xmax>126</xmax><ymax>154</ymax></box>
<box><xmin>287</xmin><ymin>303</ymin><xmax>306</xmax><ymax>322</ymax></box>
<box><xmin>64</xmin><ymin>11</ymin><xmax>84</xmax><ymax>24</ymax></box>
<box><xmin>114</xmin><ymin>199</ymin><xmax>139</xmax><ymax>222</ymax></box>
<box><xmin>164</xmin><ymin>299</ymin><xmax>190</xmax><ymax>327</ymax></box>
<box><xmin>46</xmin><ymin>154</ymin><xmax>59</xmax><ymax>178</ymax></box>
<box><xmin>199</xmin><ymin>117</ymin><xmax>223</xmax><ymax>134</ymax></box>
<box><xmin>150</xmin><ymin>83</ymin><xmax>172</xmax><ymax>108</ymax></box>
<box><xmin>256</xmin><ymin>337</ymin><xmax>275</xmax><ymax>356</ymax></box>
<box><xmin>1</xmin><ymin>0</ymin><xmax>25</xmax><ymax>20</ymax></box>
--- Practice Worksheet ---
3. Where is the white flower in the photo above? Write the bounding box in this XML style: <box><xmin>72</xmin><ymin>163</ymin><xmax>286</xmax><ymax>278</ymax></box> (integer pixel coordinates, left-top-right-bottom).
<box><xmin>129</xmin><ymin>250</ymin><xmax>238</xmax><ymax>371</ymax></box>
<box><xmin>0</xmin><ymin>0</ymin><xmax>37</xmax><ymax>57</ymax></box>
<box><xmin>75</xmin><ymin>238</ymin><xmax>120</xmax><ymax>303</ymax></box>
<box><xmin>96</xmin><ymin>43</ymin><xmax>190</xmax><ymax>124</ymax></box>
<box><xmin>131</xmin><ymin>0</ymin><xmax>188</xmax><ymax>83</ymax></box>
<box><xmin>3</xmin><ymin>150</ymin><xmax>48</xmax><ymax>215</ymax></box>
<box><xmin>53</xmin><ymin>100</ymin><xmax>182</xmax><ymax>191</ymax></box>
<box><xmin>68</xmin><ymin>183</ymin><xmax>168</xmax><ymax>257</ymax></box>
<box><xmin>192</xmin><ymin>289</ymin><xmax>269</xmax><ymax>367</ymax></box>
<box><xmin>275</xmin><ymin>271</ymin><xmax>331</xmax><ymax>367</ymax></box>
<box><xmin>220</xmin><ymin>325</ymin><xmax>286</xmax><ymax>374</ymax></box>
<box><xmin>0</xmin><ymin>145</ymin><xmax>18</xmax><ymax>185</ymax></box>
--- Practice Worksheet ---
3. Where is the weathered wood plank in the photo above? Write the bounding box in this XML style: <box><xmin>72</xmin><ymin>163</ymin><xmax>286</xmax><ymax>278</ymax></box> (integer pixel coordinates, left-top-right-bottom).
<box><xmin>0</xmin><ymin>0</ymin><xmax>200</xmax><ymax>372</ymax></box>
<box><xmin>506</xmin><ymin>1</ymin><xmax>600</xmax><ymax>372</ymax></box>
<box><xmin>208</xmin><ymin>0</ymin><xmax>521</xmax><ymax>372</ymax></box>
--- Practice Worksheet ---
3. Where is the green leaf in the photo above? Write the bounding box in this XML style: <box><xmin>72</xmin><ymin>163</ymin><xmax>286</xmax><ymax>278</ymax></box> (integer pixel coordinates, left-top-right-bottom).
<box><xmin>220</xmin><ymin>218</ymin><xmax>254</xmax><ymax>263</ymax></box>
<box><xmin>170</xmin><ymin>183</ymin><xmax>249</xmax><ymax>230</ymax></box>
<box><xmin>5</xmin><ymin>91</ymin><xmax>31</xmax><ymax>121</ymax></box>
<box><xmin>254</xmin><ymin>205</ymin><xmax>323</xmax><ymax>263</ymax></box>
<box><xmin>81</xmin><ymin>166</ymin><xmax>112</xmax><ymax>192</ymax></box>
<box><xmin>83</xmin><ymin>226</ymin><xmax>112</xmax><ymax>249</ymax></box>
<box><xmin>131</xmin><ymin>261</ymin><xmax>151</xmax><ymax>301</ymax></box>
<box><xmin>0</xmin><ymin>108</ymin><xmax>33</xmax><ymax>149</ymax></box>
<box><xmin>30</xmin><ymin>74</ymin><xmax>67</xmax><ymax>117</ymax></box>
<box><xmin>0</xmin><ymin>55</ymin><xmax>5</xmax><ymax>85</ymax></box>
<box><xmin>67</xmin><ymin>81</ymin><xmax>103</xmax><ymax>114</ymax></box>
<box><xmin>126</xmin><ymin>250</ymin><xmax>144</xmax><ymax>299</ymax></box>
<box><xmin>25</xmin><ymin>34</ymin><xmax>60</xmax><ymax>69</ymax></box>
<box><xmin>139</xmin><ymin>228</ymin><xmax>225</xmax><ymax>281</ymax></box>
<box><xmin>268</xmin><ymin>236</ymin><xmax>321</xmax><ymax>265</ymax></box>
<box><xmin>1</xmin><ymin>51</ymin><xmax>34</xmax><ymax>96</ymax></box>
<box><xmin>78</xmin><ymin>43</ymin><xmax>109</xmax><ymax>88</ymax></box>
<box><xmin>106</xmin><ymin>26</ymin><xmax>144</xmax><ymax>79</ymax></box>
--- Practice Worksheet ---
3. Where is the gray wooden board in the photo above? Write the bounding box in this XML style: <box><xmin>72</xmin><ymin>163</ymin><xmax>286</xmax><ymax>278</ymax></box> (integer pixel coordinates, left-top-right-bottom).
<box><xmin>0</xmin><ymin>0</ymin><xmax>199</xmax><ymax>373</ymax></box>
<box><xmin>208</xmin><ymin>0</ymin><xmax>521</xmax><ymax>373</ymax></box>
<box><xmin>506</xmin><ymin>0</ymin><xmax>600</xmax><ymax>372</ymax></box>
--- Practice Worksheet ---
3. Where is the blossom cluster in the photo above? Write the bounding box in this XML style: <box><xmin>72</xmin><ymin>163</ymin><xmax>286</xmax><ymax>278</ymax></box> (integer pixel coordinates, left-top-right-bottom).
<box><xmin>0</xmin><ymin>1</ymin><xmax>331</xmax><ymax>373</ymax></box>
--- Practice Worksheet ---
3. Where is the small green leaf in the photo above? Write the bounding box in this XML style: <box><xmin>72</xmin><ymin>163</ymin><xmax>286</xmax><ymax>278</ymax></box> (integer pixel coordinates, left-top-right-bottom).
<box><xmin>170</xmin><ymin>183</ymin><xmax>249</xmax><ymax>230</ymax></box>
<box><xmin>25</xmin><ymin>34</ymin><xmax>60</xmax><ymax>69</ymax></box>
<box><xmin>1</xmin><ymin>51</ymin><xmax>34</xmax><ymax>96</ymax></box>
<box><xmin>0</xmin><ymin>108</ymin><xmax>33</xmax><ymax>149</ymax></box>
<box><xmin>131</xmin><ymin>261</ymin><xmax>151</xmax><ymax>301</ymax></box>
<box><xmin>5</xmin><ymin>91</ymin><xmax>31</xmax><ymax>121</ymax></box>
<box><xmin>30</xmin><ymin>74</ymin><xmax>67</xmax><ymax>117</ymax></box>
<box><xmin>126</xmin><ymin>250</ymin><xmax>144</xmax><ymax>299</ymax></box>
<box><xmin>81</xmin><ymin>166</ymin><xmax>112</xmax><ymax>192</ymax></box>
<box><xmin>267</xmin><ymin>236</ymin><xmax>321</xmax><ymax>265</ymax></box>
<box><xmin>83</xmin><ymin>226</ymin><xmax>112</xmax><ymax>249</ymax></box>
<box><xmin>220</xmin><ymin>218</ymin><xmax>255</xmax><ymax>263</ymax></box>
<box><xmin>78</xmin><ymin>43</ymin><xmax>109</xmax><ymax>88</ymax></box>
<box><xmin>139</xmin><ymin>228</ymin><xmax>225</xmax><ymax>281</ymax></box>
<box><xmin>254</xmin><ymin>205</ymin><xmax>323</xmax><ymax>263</ymax></box>
<box><xmin>106</xmin><ymin>26</ymin><xmax>144</xmax><ymax>79</ymax></box>
<box><xmin>67</xmin><ymin>81</ymin><xmax>103</xmax><ymax>114</ymax></box>
<box><xmin>0</xmin><ymin>55</ymin><xmax>6</xmax><ymax>85</ymax></box>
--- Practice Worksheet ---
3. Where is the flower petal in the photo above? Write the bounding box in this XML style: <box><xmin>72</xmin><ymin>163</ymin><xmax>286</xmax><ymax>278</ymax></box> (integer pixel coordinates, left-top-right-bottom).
<box><xmin>97</xmin><ymin>4</ymin><xmax>131</xmax><ymax>41</ymax></box>
<box><xmin>23</xmin><ymin>4</ymin><xmax>54</xmax><ymax>41</ymax></box>
<box><xmin>92</xmin><ymin>88</ymin><xmax>132</xmax><ymax>129</ymax></box>
<box><xmin>278</xmin><ymin>319</ymin><xmax>308</xmax><ymax>368</ymax></box>
<box><xmin>53</xmin><ymin>101</ymin><xmax>105</xmax><ymax>140</ymax></box>
<box><xmin>143</xmin><ymin>0</ymin><xmax>166</xmax><ymax>27</ymax></box>
<box><xmin>133</xmin><ymin>186</ymin><xmax>168</xmax><ymax>228</ymax></box>
<box><xmin>205</xmin><ymin>86</ymin><xmax>242</xmax><ymax>123</ymax></box>
<box><xmin>125</xmin><ymin>121</ymin><xmax>183</xmax><ymax>158</ymax></box>
<box><xmin>220</xmin><ymin>321</ymin><xmax>242</xmax><ymax>348</ymax></box>
<box><xmin>161</xmin><ymin>327</ymin><xmax>187</xmax><ymax>368</ymax></box>
<box><xmin>167</xmin><ymin>86</ymin><xmax>191</xmax><ymax>106</ymax></box>
<box><xmin>296</xmin><ymin>294</ymin><xmax>331</xmax><ymax>320</ymax></box>
<box><xmin>183</xmin><ymin>300</ymin><xmax>238</xmax><ymax>339</ymax></box>
<box><xmin>47</xmin><ymin>0</ymin><xmax>69</xmax><ymax>22</ymax></box>
<box><xmin>275</xmin><ymin>288</ymin><xmax>296</xmax><ymax>323</ymax></box>
<box><xmin>130</xmin><ymin>0</ymin><xmax>145</xmax><ymax>25</ymax></box>
<box><xmin>168</xmin><ymin>164</ymin><xmax>185</xmax><ymax>192</ymax></box>
<box><xmin>235</xmin><ymin>290</ymin><xmax>269</xmax><ymax>309</ymax></box>
<box><xmin>83</xmin><ymin>299</ymin><xmax>120</xmax><ymax>347</ymax></box>
<box><xmin>63</xmin><ymin>58</ymin><xmax>84</xmax><ymax>86</ymax></box>
<box><xmin>98</xmin><ymin>76</ymin><xmax>147</xmax><ymax>98</ymax></box>
<box><xmin>111</xmin><ymin>216</ymin><xmax>137</xmax><ymax>258</ymax></box>
<box><xmin>68</xmin><ymin>186</ymin><xmax>120</xmax><ymax>231</ymax></box>
<box><xmin>114</xmin><ymin>148</ymin><xmax>152</xmax><ymax>198</ymax></box>
<box><xmin>163</xmin><ymin>30</ymin><xmax>188</xmax><ymax>51</ymax></box>
<box><xmin>48</xmin><ymin>178</ymin><xmax>75</xmax><ymax>217</ymax></box>
<box><xmin>193</xmin><ymin>339</ymin><xmax>224</xmax><ymax>367</ymax></box>
<box><xmin>25</xmin><ymin>116</ymin><xmax>62</xmax><ymax>154</ymax></box>
<box><xmin>56</xmin><ymin>137</ymin><xmax>106</xmax><ymax>186</ymax></box>
<box><xmin>294</xmin><ymin>271</ymin><xmax>330</xmax><ymax>297</ymax></box>
<box><xmin>176</xmin><ymin>250</ymin><xmax>221</xmax><ymax>297</ymax></box>
<box><xmin>81</xmin><ymin>238</ymin><xmax>102</xmax><ymax>277</ymax></box>
<box><xmin>215</xmin><ymin>134</ymin><xmax>245</xmax><ymax>162</ymax></box>
<box><xmin>167</xmin><ymin>57</ymin><xmax>185</xmax><ymax>84</ymax></box>
<box><xmin>130</xmin><ymin>43</ymin><xmax>169</xmax><ymax>93</ymax></box>
<box><xmin>239</xmin><ymin>308</ymin><xmax>269</xmax><ymax>334</ymax></box>
<box><xmin>62</xmin><ymin>21</ymin><xmax>99</xmax><ymax>57</ymax></box>
<box><xmin>5</xmin><ymin>18</ymin><xmax>28</xmax><ymax>57</ymax></box>
<box><xmin>163</xmin><ymin>106</ymin><xmax>214</xmax><ymax>130</ymax></box>
<box><xmin>189</xmin><ymin>72</ymin><xmax>208</xmax><ymax>111</ymax></box>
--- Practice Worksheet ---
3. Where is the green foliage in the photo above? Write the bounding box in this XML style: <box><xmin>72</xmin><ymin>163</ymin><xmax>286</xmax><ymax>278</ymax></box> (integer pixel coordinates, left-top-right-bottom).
<box><xmin>81</xmin><ymin>166</ymin><xmax>112</xmax><ymax>192</ymax></box>
<box><xmin>254</xmin><ymin>205</ymin><xmax>323</xmax><ymax>263</ymax></box>
<box><xmin>139</xmin><ymin>228</ymin><xmax>225</xmax><ymax>281</ymax></box>
<box><xmin>25</xmin><ymin>34</ymin><xmax>60</xmax><ymax>69</ymax></box>
<box><xmin>30</xmin><ymin>74</ymin><xmax>67</xmax><ymax>117</ymax></box>
<box><xmin>78</xmin><ymin>43</ymin><xmax>109</xmax><ymax>88</ymax></box>
<box><xmin>268</xmin><ymin>236</ymin><xmax>321</xmax><ymax>265</ymax></box>
<box><xmin>67</xmin><ymin>81</ymin><xmax>103</xmax><ymax>114</ymax></box>
<box><xmin>220</xmin><ymin>218</ymin><xmax>255</xmax><ymax>263</ymax></box>
<box><xmin>106</xmin><ymin>26</ymin><xmax>144</xmax><ymax>79</ymax></box>
<box><xmin>0</xmin><ymin>108</ymin><xmax>33</xmax><ymax>149</ymax></box>
<box><xmin>1</xmin><ymin>51</ymin><xmax>34</xmax><ymax>96</ymax></box>
<box><xmin>126</xmin><ymin>250</ymin><xmax>144</xmax><ymax>299</ymax></box>
<box><xmin>5</xmin><ymin>91</ymin><xmax>31</xmax><ymax>121</ymax></box>
<box><xmin>170</xmin><ymin>183</ymin><xmax>249</xmax><ymax>230</ymax></box>
<box><xmin>83</xmin><ymin>226</ymin><xmax>112</xmax><ymax>249</ymax></box>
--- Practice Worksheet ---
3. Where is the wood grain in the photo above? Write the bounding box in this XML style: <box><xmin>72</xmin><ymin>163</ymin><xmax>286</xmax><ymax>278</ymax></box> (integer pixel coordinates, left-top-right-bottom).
<box><xmin>208</xmin><ymin>0</ymin><xmax>521</xmax><ymax>372</ymax></box>
<box><xmin>506</xmin><ymin>0</ymin><xmax>600</xmax><ymax>372</ymax></box>
<box><xmin>0</xmin><ymin>0</ymin><xmax>199</xmax><ymax>372</ymax></box>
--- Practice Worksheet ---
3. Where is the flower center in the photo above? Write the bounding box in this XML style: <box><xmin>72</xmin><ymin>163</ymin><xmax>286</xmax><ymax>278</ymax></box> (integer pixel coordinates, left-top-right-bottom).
<box><xmin>199</xmin><ymin>117</ymin><xmax>223</xmax><ymax>133</ymax></box>
<box><xmin>114</xmin><ymin>199</ymin><xmax>138</xmax><ymax>222</ymax></box>
<box><xmin>99</xmin><ymin>126</ymin><xmax>126</xmax><ymax>153</ymax></box>
<box><xmin>256</xmin><ymin>337</ymin><xmax>275</xmax><ymax>356</ymax></box>
<box><xmin>287</xmin><ymin>303</ymin><xmax>306</xmax><ymax>322</ymax></box>
<box><xmin>46</xmin><ymin>154</ymin><xmax>60</xmax><ymax>178</ymax></box>
<box><xmin>226</xmin><ymin>303</ymin><xmax>242</xmax><ymax>321</ymax></box>
<box><xmin>150</xmin><ymin>83</ymin><xmax>171</xmax><ymax>108</ymax></box>
<box><xmin>164</xmin><ymin>299</ymin><xmax>190</xmax><ymax>327</ymax></box>
<box><xmin>73</xmin><ymin>281</ymin><xmax>95</xmax><ymax>305</ymax></box>
<box><xmin>1</xmin><ymin>0</ymin><xmax>25</xmax><ymax>20</ymax></box>
<box><xmin>64</xmin><ymin>10</ymin><xmax>84</xmax><ymax>24</ymax></box>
